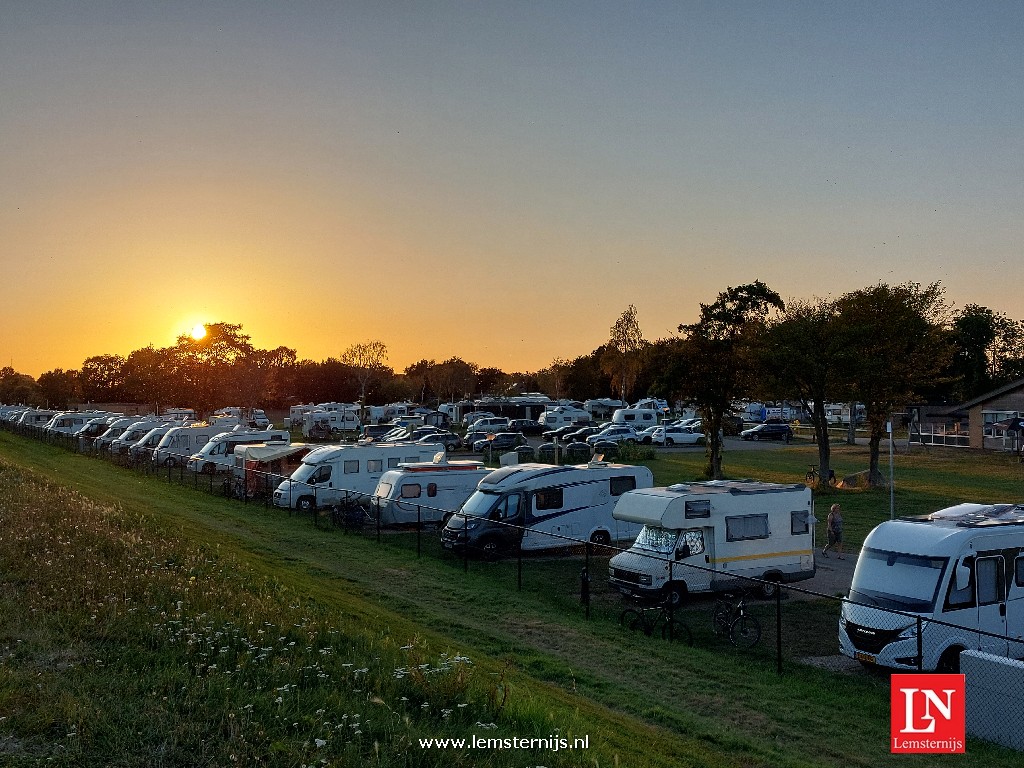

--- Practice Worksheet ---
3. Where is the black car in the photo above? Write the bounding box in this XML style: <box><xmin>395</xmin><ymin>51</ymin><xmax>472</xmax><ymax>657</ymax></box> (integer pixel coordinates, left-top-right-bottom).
<box><xmin>563</xmin><ymin>425</ymin><xmax>603</xmax><ymax>443</ymax></box>
<box><xmin>462</xmin><ymin>430</ymin><xmax>490</xmax><ymax>450</ymax></box>
<box><xmin>740</xmin><ymin>423</ymin><xmax>793</xmax><ymax>442</ymax></box>
<box><xmin>507</xmin><ymin>418</ymin><xmax>544</xmax><ymax>436</ymax></box>
<box><xmin>542</xmin><ymin>425</ymin><xmax>580</xmax><ymax>441</ymax></box>
<box><xmin>416</xmin><ymin>431</ymin><xmax>462</xmax><ymax>452</ymax></box>
<box><xmin>471</xmin><ymin>432</ymin><xmax>527</xmax><ymax>453</ymax></box>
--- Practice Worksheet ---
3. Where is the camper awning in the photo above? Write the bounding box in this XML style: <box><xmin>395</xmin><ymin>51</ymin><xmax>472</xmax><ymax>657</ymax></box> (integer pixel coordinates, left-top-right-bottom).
<box><xmin>242</xmin><ymin>444</ymin><xmax>307</xmax><ymax>463</ymax></box>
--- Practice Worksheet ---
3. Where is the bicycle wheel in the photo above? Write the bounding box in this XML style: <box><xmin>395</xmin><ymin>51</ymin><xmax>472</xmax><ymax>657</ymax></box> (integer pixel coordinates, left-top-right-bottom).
<box><xmin>661</xmin><ymin>617</ymin><xmax>693</xmax><ymax>646</ymax></box>
<box><xmin>730</xmin><ymin>614</ymin><xmax>761</xmax><ymax>648</ymax></box>
<box><xmin>619</xmin><ymin>608</ymin><xmax>648</xmax><ymax>634</ymax></box>
<box><xmin>804</xmin><ymin>471</ymin><xmax>816</xmax><ymax>484</ymax></box>
<box><xmin>712</xmin><ymin>602</ymin><xmax>732</xmax><ymax>637</ymax></box>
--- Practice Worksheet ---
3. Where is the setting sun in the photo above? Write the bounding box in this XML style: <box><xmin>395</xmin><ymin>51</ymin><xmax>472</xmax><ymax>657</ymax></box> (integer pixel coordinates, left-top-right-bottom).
<box><xmin>190</xmin><ymin>324</ymin><xmax>207</xmax><ymax>341</ymax></box>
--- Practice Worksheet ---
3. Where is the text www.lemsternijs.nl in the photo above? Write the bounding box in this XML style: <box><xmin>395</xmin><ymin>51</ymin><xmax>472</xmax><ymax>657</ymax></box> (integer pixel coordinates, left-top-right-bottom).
<box><xmin>419</xmin><ymin>735</ymin><xmax>590</xmax><ymax>751</ymax></box>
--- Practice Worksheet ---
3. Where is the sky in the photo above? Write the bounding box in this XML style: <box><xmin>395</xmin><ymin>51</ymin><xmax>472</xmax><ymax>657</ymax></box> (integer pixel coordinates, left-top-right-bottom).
<box><xmin>2</xmin><ymin>1</ymin><xmax>1022</xmax><ymax>378</ymax></box>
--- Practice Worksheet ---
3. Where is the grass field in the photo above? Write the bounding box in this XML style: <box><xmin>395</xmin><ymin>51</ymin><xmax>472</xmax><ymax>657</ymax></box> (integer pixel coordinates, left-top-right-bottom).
<box><xmin>1</xmin><ymin>431</ymin><xmax>1022</xmax><ymax>766</ymax></box>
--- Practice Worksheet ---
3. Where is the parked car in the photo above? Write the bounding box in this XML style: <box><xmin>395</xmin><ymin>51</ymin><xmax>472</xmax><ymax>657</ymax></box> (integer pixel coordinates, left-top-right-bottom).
<box><xmin>542</xmin><ymin>424</ymin><xmax>582</xmax><ymax>442</ymax></box>
<box><xmin>507</xmin><ymin>418</ymin><xmax>544</xmax><ymax>436</ymax></box>
<box><xmin>586</xmin><ymin>425</ymin><xmax>639</xmax><ymax>446</ymax></box>
<box><xmin>408</xmin><ymin>426</ymin><xmax>445</xmax><ymax>442</ymax></box>
<box><xmin>564</xmin><ymin>425</ymin><xmax>604</xmax><ymax>443</ymax></box>
<box><xmin>462</xmin><ymin>430</ymin><xmax>490</xmax><ymax>450</ymax></box>
<box><xmin>416</xmin><ymin>431</ymin><xmax>462</xmax><ymax>452</ymax></box>
<box><xmin>652</xmin><ymin>425</ymin><xmax>704</xmax><ymax>446</ymax></box>
<box><xmin>360</xmin><ymin>424</ymin><xmax>396</xmax><ymax>441</ymax></box>
<box><xmin>636</xmin><ymin>425</ymin><xmax>662</xmax><ymax>445</ymax></box>
<box><xmin>471</xmin><ymin>432</ymin><xmax>528</xmax><ymax>454</ymax></box>
<box><xmin>740</xmin><ymin>423</ymin><xmax>793</xmax><ymax>442</ymax></box>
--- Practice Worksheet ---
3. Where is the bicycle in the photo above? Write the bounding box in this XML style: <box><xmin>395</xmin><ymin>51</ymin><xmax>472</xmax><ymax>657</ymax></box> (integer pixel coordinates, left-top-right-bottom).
<box><xmin>804</xmin><ymin>464</ymin><xmax>837</xmax><ymax>487</ymax></box>
<box><xmin>711</xmin><ymin>592</ymin><xmax>761</xmax><ymax>648</ymax></box>
<box><xmin>619</xmin><ymin>599</ymin><xmax>693</xmax><ymax>646</ymax></box>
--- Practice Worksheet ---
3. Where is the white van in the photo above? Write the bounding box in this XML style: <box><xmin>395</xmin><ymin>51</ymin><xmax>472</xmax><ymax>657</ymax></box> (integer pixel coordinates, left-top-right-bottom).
<box><xmin>466</xmin><ymin>416</ymin><xmax>510</xmax><ymax>433</ymax></box>
<box><xmin>372</xmin><ymin>458</ymin><xmax>490</xmax><ymax>526</ymax></box>
<box><xmin>537</xmin><ymin>406</ymin><xmax>591</xmax><ymax>429</ymax></box>
<box><xmin>608</xmin><ymin>480</ymin><xmax>815</xmax><ymax>604</ymax></box>
<box><xmin>187</xmin><ymin>427</ymin><xmax>290</xmax><ymax>474</ymax></box>
<box><xmin>611</xmin><ymin>408</ymin><xmax>662</xmax><ymax>428</ymax></box>
<box><xmin>840</xmin><ymin>503</ymin><xmax>1024</xmax><ymax>673</ymax></box>
<box><xmin>149</xmin><ymin>419</ymin><xmax>241</xmax><ymax>466</ymax></box>
<box><xmin>273</xmin><ymin>442</ymin><xmax>446</xmax><ymax>512</ymax></box>
<box><xmin>441</xmin><ymin>461</ymin><xmax>653</xmax><ymax>556</ymax></box>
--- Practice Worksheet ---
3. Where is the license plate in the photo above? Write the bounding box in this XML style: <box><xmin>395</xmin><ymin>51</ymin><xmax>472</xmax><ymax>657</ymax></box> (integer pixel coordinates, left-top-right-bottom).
<box><xmin>855</xmin><ymin>651</ymin><xmax>876</xmax><ymax>664</ymax></box>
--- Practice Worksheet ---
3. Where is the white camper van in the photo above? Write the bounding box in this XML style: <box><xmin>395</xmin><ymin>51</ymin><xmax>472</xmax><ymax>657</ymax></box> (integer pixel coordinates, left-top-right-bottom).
<box><xmin>302</xmin><ymin>409</ymin><xmax>361</xmax><ymax>437</ymax></box>
<box><xmin>608</xmin><ymin>480</ymin><xmax>815</xmax><ymax>604</ymax></box>
<box><xmin>273</xmin><ymin>442</ymin><xmax>446</xmax><ymax>512</ymax></box>
<box><xmin>372</xmin><ymin>458</ymin><xmax>490</xmax><ymax>527</ymax></box>
<box><xmin>187</xmin><ymin>427</ymin><xmax>290</xmax><ymax>474</ymax></box>
<box><xmin>611</xmin><ymin>408</ymin><xmax>662</xmax><ymax>428</ymax></box>
<box><xmin>441</xmin><ymin>461</ymin><xmax>653</xmax><ymax>556</ymax></box>
<box><xmin>151</xmin><ymin>419</ymin><xmax>244</xmax><ymax>467</ymax></box>
<box><xmin>109</xmin><ymin>417</ymin><xmax>174</xmax><ymax>456</ymax></box>
<box><xmin>537</xmin><ymin>406</ymin><xmax>591</xmax><ymax>429</ymax></box>
<box><xmin>840</xmin><ymin>503</ymin><xmax>1024</xmax><ymax>673</ymax></box>
<box><xmin>94</xmin><ymin>416</ymin><xmax>151</xmax><ymax>452</ymax></box>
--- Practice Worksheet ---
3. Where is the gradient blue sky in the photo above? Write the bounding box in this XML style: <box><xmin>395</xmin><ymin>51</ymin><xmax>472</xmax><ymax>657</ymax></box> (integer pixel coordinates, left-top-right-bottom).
<box><xmin>2</xmin><ymin>1</ymin><xmax>1021</xmax><ymax>377</ymax></box>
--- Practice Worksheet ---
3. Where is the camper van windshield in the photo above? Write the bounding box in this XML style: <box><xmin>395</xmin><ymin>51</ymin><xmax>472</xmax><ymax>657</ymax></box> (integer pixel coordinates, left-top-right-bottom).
<box><xmin>291</xmin><ymin>462</ymin><xmax>320</xmax><ymax>483</ymax></box>
<box><xmin>634</xmin><ymin>526</ymin><xmax>679</xmax><ymax>554</ymax></box>
<box><xmin>460</xmin><ymin>490</ymin><xmax>501</xmax><ymax>518</ymax></box>
<box><xmin>849</xmin><ymin>548</ymin><xmax>949</xmax><ymax>613</ymax></box>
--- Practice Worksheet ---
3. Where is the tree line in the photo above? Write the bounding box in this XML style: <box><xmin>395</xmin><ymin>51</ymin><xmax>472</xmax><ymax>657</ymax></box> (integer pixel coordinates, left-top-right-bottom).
<box><xmin>3</xmin><ymin>282</ymin><xmax>1023</xmax><ymax>485</ymax></box>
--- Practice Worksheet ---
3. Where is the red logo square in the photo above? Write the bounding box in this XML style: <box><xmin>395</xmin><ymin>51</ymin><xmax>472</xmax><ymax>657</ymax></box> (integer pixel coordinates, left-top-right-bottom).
<box><xmin>890</xmin><ymin>674</ymin><xmax>965</xmax><ymax>753</ymax></box>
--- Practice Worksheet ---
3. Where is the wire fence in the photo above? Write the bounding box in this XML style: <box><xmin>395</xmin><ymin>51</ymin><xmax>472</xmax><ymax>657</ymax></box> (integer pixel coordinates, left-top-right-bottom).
<box><xmin>7</xmin><ymin>419</ymin><xmax>1024</xmax><ymax>681</ymax></box>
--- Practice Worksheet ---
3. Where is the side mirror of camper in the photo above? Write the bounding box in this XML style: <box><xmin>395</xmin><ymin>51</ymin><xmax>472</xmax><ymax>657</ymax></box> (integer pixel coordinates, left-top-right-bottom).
<box><xmin>675</xmin><ymin>542</ymin><xmax>691</xmax><ymax>560</ymax></box>
<box><xmin>955</xmin><ymin>561</ymin><xmax>971</xmax><ymax>592</ymax></box>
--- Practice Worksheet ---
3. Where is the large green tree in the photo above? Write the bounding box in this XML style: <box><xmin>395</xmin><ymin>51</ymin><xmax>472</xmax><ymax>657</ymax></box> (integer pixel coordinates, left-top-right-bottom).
<box><xmin>835</xmin><ymin>282</ymin><xmax>951</xmax><ymax>486</ymax></box>
<box><xmin>675</xmin><ymin>281</ymin><xmax>785</xmax><ymax>479</ymax></box>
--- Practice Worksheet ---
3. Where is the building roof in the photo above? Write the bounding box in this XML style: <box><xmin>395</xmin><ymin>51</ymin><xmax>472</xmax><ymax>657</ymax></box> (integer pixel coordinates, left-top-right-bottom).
<box><xmin>955</xmin><ymin>377</ymin><xmax>1024</xmax><ymax>411</ymax></box>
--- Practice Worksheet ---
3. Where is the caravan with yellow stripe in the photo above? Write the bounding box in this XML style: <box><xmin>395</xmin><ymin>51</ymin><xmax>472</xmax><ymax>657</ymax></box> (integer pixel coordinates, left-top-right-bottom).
<box><xmin>608</xmin><ymin>480</ymin><xmax>816</xmax><ymax>605</ymax></box>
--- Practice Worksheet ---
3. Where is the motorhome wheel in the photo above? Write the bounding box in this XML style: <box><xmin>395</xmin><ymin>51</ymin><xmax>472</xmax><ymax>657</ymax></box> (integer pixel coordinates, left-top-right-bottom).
<box><xmin>663</xmin><ymin>582</ymin><xmax>687</xmax><ymax>608</ymax></box>
<box><xmin>936</xmin><ymin>646</ymin><xmax>963</xmax><ymax>674</ymax></box>
<box><xmin>480</xmin><ymin>538</ymin><xmax>502</xmax><ymax>560</ymax></box>
<box><xmin>759</xmin><ymin>577</ymin><xmax>780</xmax><ymax>599</ymax></box>
<box><xmin>296</xmin><ymin>497</ymin><xmax>316</xmax><ymax>513</ymax></box>
<box><xmin>589</xmin><ymin>530</ymin><xmax>611</xmax><ymax>547</ymax></box>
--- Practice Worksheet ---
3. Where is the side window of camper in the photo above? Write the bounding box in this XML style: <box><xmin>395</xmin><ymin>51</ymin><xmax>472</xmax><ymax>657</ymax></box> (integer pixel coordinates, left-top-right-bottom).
<box><xmin>400</xmin><ymin>484</ymin><xmax>421</xmax><ymax>499</ymax></box>
<box><xmin>609</xmin><ymin>476</ymin><xmax>637</xmax><ymax>496</ymax></box>
<box><xmin>535</xmin><ymin>488</ymin><xmax>563</xmax><ymax>511</ymax></box>
<box><xmin>725</xmin><ymin>514</ymin><xmax>770</xmax><ymax>541</ymax></box>
<box><xmin>977</xmin><ymin>556</ymin><xmax>1005</xmax><ymax>606</ymax></box>
<box><xmin>790</xmin><ymin>511</ymin><xmax>810</xmax><ymax>535</ymax></box>
<box><xmin>623</xmin><ymin>413</ymin><xmax>635</xmax><ymax>421</ymax></box>
<box><xmin>681</xmin><ymin>530</ymin><xmax>705</xmax><ymax>556</ymax></box>
<box><xmin>388</xmin><ymin>458</ymin><xmax>401</xmax><ymax>469</ymax></box>
<box><xmin>945</xmin><ymin>556</ymin><xmax>975</xmax><ymax>611</ymax></box>
<box><xmin>210</xmin><ymin>442</ymin><xmax>225</xmax><ymax>456</ymax></box>
<box><xmin>685</xmin><ymin>500</ymin><xmax>711</xmax><ymax>519</ymax></box>
<box><xmin>1016</xmin><ymin>556</ymin><xmax>1024</xmax><ymax>588</ymax></box>
<box><xmin>310</xmin><ymin>466</ymin><xmax>332</xmax><ymax>484</ymax></box>
<box><xmin>404</xmin><ymin>456</ymin><xmax>419</xmax><ymax>464</ymax></box>
<box><xmin>344</xmin><ymin>460</ymin><xmax>359</xmax><ymax>474</ymax></box>
<box><xmin>427</xmin><ymin>483</ymin><xmax>437</xmax><ymax>497</ymax></box>
<box><xmin>367</xmin><ymin>460</ymin><xmax>383</xmax><ymax>473</ymax></box>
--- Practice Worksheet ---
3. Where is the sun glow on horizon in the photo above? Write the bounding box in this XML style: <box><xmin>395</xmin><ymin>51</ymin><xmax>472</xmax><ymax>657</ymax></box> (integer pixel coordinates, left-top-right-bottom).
<box><xmin>190</xmin><ymin>323</ymin><xmax>207</xmax><ymax>341</ymax></box>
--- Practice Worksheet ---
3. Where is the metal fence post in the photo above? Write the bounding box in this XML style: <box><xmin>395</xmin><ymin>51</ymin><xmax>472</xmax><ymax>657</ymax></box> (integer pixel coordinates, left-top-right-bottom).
<box><xmin>416</xmin><ymin>504</ymin><xmax>421</xmax><ymax>559</ymax></box>
<box><xmin>776</xmin><ymin>585</ymin><xmax>783</xmax><ymax>676</ymax></box>
<box><xmin>917</xmin><ymin>616</ymin><xmax>923</xmax><ymax>671</ymax></box>
<box><xmin>582</xmin><ymin>542</ymin><xmax>592</xmax><ymax>619</ymax></box>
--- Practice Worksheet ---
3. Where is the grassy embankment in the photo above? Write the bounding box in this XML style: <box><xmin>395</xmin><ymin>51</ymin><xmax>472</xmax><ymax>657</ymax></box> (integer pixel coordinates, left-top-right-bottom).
<box><xmin>1</xmin><ymin>431</ymin><xmax>1021</xmax><ymax>766</ymax></box>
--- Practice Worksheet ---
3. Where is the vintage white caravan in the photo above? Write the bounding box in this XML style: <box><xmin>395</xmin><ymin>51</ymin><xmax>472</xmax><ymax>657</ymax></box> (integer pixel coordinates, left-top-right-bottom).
<box><xmin>372</xmin><ymin>458</ymin><xmax>490</xmax><ymax>526</ymax></box>
<box><xmin>273</xmin><ymin>442</ymin><xmax>446</xmax><ymax>512</ymax></box>
<box><xmin>608</xmin><ymin>480</ymin><xmax>816</xmax><ymax>604</ymax></box>
<box><xmin>441</xmin><ymin>461</ymin><xmax>653</xmax><ymax>556</ymax></box>
<box><xmin>537</xmin><ymin>406</ymin><xmax>591</xmax><ymax>429</ymax></box>
<box><xmin>840</xmin><ymin>503</ymin><xmax>1024</xmax><ymax>673</ymax></box>
<box><xmin>187</xmin><ymin>427</ymin><xmax>290</xmax><ymax>474</ymax></box>
<box><xmin>302</xmin><ymin>409</ymin><xmax>361</xmax><ymax>437</ymax></box>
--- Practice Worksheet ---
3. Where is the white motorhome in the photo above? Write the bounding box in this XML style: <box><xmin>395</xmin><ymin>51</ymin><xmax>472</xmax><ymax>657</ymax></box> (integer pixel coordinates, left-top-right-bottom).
<box><xmin>109</xmin><ymin>417</ymin><xmax>176</xmax><ymax>456</ymax></box>
<box><xmin>44</xmin><ymin>411</ymin><xmax>111</xmax><ymax>436</ymax></box>
<box><xmin>128</xmin><ymin>423</ymin><xmax>179</xmax><ymax>461</ymax></box>
<box><xmin>611</xmin><ymin>408</ymin><xmax>662</xmax><ymax>428</ymax></box>
<box><xmin>16</xmin><ymin>409</ymin><xmax>57</xmax><ymax>429</ymax></box>
<box><xmin>608</xmin><ymin>480</ymin><xmax>815</xmax><ymax>604</ymax></box>
<box><xmin>372</xmin><ymin>458</ymin><xmax>490</xmax><ymax>527</ymax></box>
<box><xmin>839</xmin><ymin>503</ymin><xmax>1024</xmax><ymax>673</ymax></box>
<box><xmin>441</xmin><ymin>461</ymin><xmax>653</xmax><ymax>556</ymax></box>
<box><xmin>537</xmin><ymin>406</ymin><xmax>591</xmax><ymax>429</ymax></box>
<box><xmin>187</xmin><ymin>427</ymin><xmax>290</xmax><ymax>474</ymax></box>
<box><xmin>273</xmin><ymin>442</ymin><xmax>446</xmax><ymax>512</ymax></box>
<box><xmin>94</xmin><ymin>416</ymin><xmax>152</xmax><ymax>452</ymax></box>
<box><xmin>151</xmin><ymin>418</ymin><xmax>245</xmax><ymax>466</ymax></box>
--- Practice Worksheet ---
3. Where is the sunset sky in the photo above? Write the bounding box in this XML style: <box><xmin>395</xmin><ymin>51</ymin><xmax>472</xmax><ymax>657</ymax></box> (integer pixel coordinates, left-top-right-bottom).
<box><xmin>2</xmin><ymin>2</ymin><xmax>1021</xmax><ymax>379</ymax></box>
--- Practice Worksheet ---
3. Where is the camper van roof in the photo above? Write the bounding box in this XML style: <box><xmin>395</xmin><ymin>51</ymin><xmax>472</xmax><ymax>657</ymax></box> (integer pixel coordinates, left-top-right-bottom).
<box><xmin>399</xmin><ymin>459</ymin><xmax>485</xmax><ymax>472</ymax></box>
<box><xmin>903</xmin><ymin>503</ymin><xmax>1024</xmax><ymax>528</ymax></box>
<box><xmin>665</xmin><ymin>479</ymin><xmax>806</xmax><ymax>495</ymax></box>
